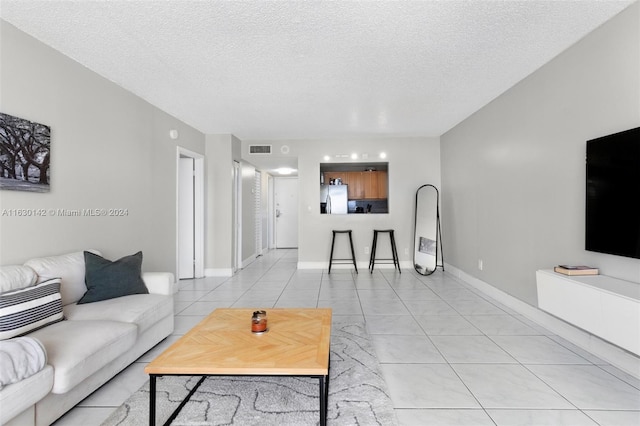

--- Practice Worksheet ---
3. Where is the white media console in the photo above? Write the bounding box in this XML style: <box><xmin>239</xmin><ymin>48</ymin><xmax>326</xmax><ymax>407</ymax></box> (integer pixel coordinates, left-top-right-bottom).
<box><xmin>536</xmin><ymin>269</ymin><xmax>640</xmax><ymax>356</ymax></box>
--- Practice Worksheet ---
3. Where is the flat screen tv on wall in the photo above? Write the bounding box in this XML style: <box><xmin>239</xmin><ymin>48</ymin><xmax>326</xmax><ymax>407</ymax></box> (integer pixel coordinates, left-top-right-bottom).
<box><xmin>585</xmin><ymin>126</ymin><xmax>640</xmax><ymax>259</ymax></box>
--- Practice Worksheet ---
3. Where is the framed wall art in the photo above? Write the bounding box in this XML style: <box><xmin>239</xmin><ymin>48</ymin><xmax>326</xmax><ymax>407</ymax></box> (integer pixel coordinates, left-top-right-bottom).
<box><xmin>0</xmin><ymin>112</ymin><xmax>51</xmax><ymax>192</ymax></box>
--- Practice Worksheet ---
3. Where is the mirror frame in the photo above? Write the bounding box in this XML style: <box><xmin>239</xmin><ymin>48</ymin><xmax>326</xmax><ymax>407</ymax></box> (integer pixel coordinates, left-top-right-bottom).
<box><xmin>413</xmin><ymin>184</ymin><xmax>444</xmax><ymax>275</ymax></box>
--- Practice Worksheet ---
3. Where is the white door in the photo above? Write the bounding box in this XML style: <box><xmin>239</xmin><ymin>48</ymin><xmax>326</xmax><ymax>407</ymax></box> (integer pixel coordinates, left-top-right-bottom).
<box><xmin>178</xmin><ymin>157</ymin><xmax>194</xmax><ymax>279</ymax></box>
<box><xmin>274</xmin><ymin>177</ymin><xmax>298</xmax><ymax>248</ymax></box>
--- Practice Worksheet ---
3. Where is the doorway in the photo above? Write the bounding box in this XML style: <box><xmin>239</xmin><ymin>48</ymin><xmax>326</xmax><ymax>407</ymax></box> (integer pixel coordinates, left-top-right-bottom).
<box><xmin>274</xmin><ymin>177</ymin><xmax>299</xmax><ymax>248</ymax></box>
<box><xmin>177</xmin><ymin>147</ymin><xmax>204</xmax><ymax>279</ymax></box>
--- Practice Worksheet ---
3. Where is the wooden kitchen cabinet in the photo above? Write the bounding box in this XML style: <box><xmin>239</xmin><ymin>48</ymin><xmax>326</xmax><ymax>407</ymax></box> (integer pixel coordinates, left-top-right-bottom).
<box><xmin>362</xmin><ymin>171</ymin><xmax>375</xmax><ymax>199</ymax></box>
<box><xmin>323</xmin><ymin>172</ymin><xmax>345</xmax><ymax>185</ymax></box>
<box><xmin>360</xmin><ymin>171</ymin><xmax>387</xmax><ymax>199</ymax></box>
<box><xmin>345</xmin><ymin>172</ymin><xmax>363</xmax><ymax>199</ymax></box>
<box><xmin>376</xmin><ymin>171</ymin><xmax>388</xmax><ymax>199</ymax></box>
<box><xmin>322</xmin><ymin>170</ymin><xmax>387</xmax><ymax>200</ymax></box>
<box><xmin>350</xmin><ymin>171</ymin><xmax>387</xmax><ymax>199</ymax></box>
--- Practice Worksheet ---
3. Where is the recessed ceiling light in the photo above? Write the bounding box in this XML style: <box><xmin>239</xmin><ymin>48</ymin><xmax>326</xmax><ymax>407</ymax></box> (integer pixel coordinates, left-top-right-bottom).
<box><xmin>323</xmin><ymin>155</ymin><xmax>330</xmax><ymax>161</ymax></box>
<box><xmin>276</xmin><ymin>167</ymin><xmax>295</xmax><ymax>175</ymax></box>
<box><xmin>379</xmin><ymin>152</ymin><xmax>387</xmax><ymax>159</ymax></box>
<box><xmin>351</xmin><ymin>153</ymin><xmax>358</xmax><ymax>160</ymax></box>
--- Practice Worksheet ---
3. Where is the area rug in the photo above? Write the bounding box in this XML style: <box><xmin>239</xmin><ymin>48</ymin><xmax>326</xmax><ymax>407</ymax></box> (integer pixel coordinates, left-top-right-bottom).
<box><xmin>102</xmin><ymin>321</ymin><xmax>397</xmax><ymax>426</ymax></box>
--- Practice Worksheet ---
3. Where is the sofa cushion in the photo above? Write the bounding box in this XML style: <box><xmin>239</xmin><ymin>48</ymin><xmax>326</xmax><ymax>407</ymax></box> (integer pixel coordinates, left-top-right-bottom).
<box><xmin>142</xmin><ymin>272</ymin><xmax>176</xmax><ymax>296</ymax></box>
<box><xmin>24</xmin><ymin>250</ymin><xmax>101</xmax><ymax>306</ymax></box>
<box><xmin>0</xmin><ymin>265</ymin><xmax>37</xmax><ymax>294</ymax></box>
<box><xmin>0</xmin><ymin>278</ymin><xmax>63</xmax><ymax>340</ymax></box>
<box><xmin>0</xmin><ymin>365</ymin><xmax>53</xmax><ymax>425</ymax></box>
<box><xmin>28</xmin><ymin>320</ymin><xmax>136</xmax><ymax>394</ymax></box>
<box><xmin>0</xmin><ymin>336</ymin><xmax>47</xmax><ymax>388</ymax></box>
<box><xmin>78</xmin><ymin>251</ymin><xmax>148</xmax><ymax>304</ymax></box>
<box><xmin>64</xmin><ymin>293</ymin><xmax>173</xmax><ymax>335</ymax></box>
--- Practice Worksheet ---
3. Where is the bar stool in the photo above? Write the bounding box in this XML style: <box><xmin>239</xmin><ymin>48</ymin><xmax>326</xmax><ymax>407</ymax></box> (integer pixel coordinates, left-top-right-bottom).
<box><xmin>328</xmin><ymin>230</ymin><xmax>358</xmax><ymax>274</ymax></box>
<box><xmin>368</xmin><ymin>229</ymin><xmax>401</xmax><ymax>273</ymax></box>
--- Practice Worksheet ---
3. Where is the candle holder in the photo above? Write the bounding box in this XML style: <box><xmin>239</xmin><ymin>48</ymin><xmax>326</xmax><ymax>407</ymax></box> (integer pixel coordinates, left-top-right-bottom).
<box><xmin>251</xmin><ymin>310</ymin><xmax>268</xmax><ymax>333</ymax></box>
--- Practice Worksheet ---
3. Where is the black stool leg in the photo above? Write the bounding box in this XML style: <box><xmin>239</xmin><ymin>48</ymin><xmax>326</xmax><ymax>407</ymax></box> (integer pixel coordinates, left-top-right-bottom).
<box><xmin>348</xmin><ymin>231</ymin><xmax>358</xmax><ymax>273</ymax></box>
<box><xmin>369</xmin><ymin>230</ymin><xmax>378</xmax><ymax>273</ymax></box>
<box><xmin>389</xmin><ymin>230</ymin><xmax>401</xmax><ymax>273</ymax></box>
<box><xmin>368</xmin><ymin>235</ymin><xmax>373</xmax><ymax>271</ymax></box>
<box><xmin>328</xmin><ymin>231</ymin><xmax>337</xmax><ymax>274</ymax></box>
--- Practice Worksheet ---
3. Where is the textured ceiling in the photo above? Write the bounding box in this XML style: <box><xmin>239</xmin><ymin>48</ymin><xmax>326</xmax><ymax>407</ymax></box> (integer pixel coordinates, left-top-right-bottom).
<box><xmin>0</xmin><ymin>0</ymin><xmax>635</xmax><ymax>141</ymax></box>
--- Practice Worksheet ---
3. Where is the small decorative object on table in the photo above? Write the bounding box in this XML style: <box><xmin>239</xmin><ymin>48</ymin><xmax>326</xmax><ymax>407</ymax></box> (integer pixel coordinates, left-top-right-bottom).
<box><xmin>251</xmin><ymin>310</ymin><xmax>268</xmax><ymax>333</ymax></box>
<box><xmin>554</xmin><ymin>265</ymin><xmax>599</xmax><ymax>276</ymax></box>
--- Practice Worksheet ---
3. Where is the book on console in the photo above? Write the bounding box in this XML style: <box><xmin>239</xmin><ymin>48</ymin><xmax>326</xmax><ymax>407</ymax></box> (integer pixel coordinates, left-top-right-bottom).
<box><xmin>554</xmin><ymin>265</ymin><xmax>599</xmax><ymax>276</ymax></box>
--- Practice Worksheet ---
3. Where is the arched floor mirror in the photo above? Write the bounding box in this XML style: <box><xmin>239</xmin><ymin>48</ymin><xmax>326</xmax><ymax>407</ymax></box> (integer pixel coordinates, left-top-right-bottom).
<box><xmin>413</xmin><ymin>184</ymin><xmax>444</xmax><ymax>275</ymax></box>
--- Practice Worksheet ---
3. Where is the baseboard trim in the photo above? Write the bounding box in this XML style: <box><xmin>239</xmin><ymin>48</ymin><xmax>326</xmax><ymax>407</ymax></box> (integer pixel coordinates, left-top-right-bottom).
<box><xmin>241</xmin><ymin>254</ymin><xmax>257</xmax><ymax>269</ymax></box>
<box><xmin>445</xmin><ymin>263</ymin><xmax>640</xmax><ymax>380</ymax></box>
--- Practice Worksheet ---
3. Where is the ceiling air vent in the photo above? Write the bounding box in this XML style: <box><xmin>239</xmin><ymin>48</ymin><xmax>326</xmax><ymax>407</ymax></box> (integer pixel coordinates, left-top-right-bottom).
<box><xmin>249</xmin><ymin>145</ymin><xmax>272</xmax><ymax>154</ymax></box>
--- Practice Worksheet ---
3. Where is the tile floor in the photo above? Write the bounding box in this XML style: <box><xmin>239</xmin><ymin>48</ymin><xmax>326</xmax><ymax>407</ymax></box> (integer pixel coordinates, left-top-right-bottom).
<box><xmin>54</xmin><ymin>249</ymin><xmax>640</xmax><ymax>426</ymax></box>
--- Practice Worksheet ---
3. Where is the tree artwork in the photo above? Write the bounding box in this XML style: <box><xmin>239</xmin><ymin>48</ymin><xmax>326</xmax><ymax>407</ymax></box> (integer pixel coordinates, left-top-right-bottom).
<box><xmin>0</xmin><ymin>112</ymin><xmax>51</xmax><ymax>192</ymax></box>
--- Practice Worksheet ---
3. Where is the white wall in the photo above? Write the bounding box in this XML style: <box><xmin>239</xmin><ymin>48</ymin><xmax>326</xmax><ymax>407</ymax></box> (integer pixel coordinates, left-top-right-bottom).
<box><xmin>243</xmin><ymin>137</ymin><xmax>440</xmax><ymax>268</ymax></box>
<box><xmin>241</xmin><ymin>161</ymin><xmax>257</xmax><ymax>265</ymax></box>
<box><xmin>441</xmin><ymin>3</ymin><xmax>640</xmax><ymax>306</ymax></box>
<box><xmin>204</xmin><ymin>134</ymin><xmax>240</xmax><ymax>275</ymax></box>
<box><xmin>0</xmin><ymin>21</ymin><xmax>205</xmax><ymax>275</ymax></box>
<box><xmin>260</xmin><ymin>170</ymin><xmax>270</xmax><ymax>253</ymax></box>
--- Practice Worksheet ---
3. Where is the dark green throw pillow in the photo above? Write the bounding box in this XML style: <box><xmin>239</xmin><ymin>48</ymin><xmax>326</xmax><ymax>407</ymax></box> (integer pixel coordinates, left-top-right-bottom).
<box><xmin>78</xmin><ymin>251</ymin><xmax>148</xmax><ymax>304</ymax></box>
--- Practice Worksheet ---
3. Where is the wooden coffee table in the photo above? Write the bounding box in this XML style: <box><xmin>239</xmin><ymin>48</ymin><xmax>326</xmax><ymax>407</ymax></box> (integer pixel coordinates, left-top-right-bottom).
<box><xmin>144</xmin><ymin>308</ymin><xmax>332</xmax><ymax>426</ymax></box>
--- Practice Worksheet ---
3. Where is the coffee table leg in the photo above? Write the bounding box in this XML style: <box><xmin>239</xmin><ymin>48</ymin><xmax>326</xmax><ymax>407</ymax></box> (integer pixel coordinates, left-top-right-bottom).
<box><xmin>319</xmin><ymin>376</ymin><xmax>326</xmax><ymax>426</ymax></box>
<box><xmin>320</xmin><ymin>355</ymin><xmax>330</xmax><ymax>425</ymax></box>
<box><xmin>149</xmin><ymin>375</ymin><xmax>156</xmax><ymax>426</ymax></box>
<box><xmin>325</xmin><ymin>372</ymin><xmax>330</xmax><ymax>406</ymax></box>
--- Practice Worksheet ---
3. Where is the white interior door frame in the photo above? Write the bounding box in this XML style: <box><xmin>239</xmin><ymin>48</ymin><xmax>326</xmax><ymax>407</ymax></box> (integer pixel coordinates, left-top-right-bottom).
<box><xmin>176</xmin><ymin>147</ymin><xmax>204</xmax><ymax>279</ymax></box>
<box><xmin>268</xmin><ymin>175</ymin><xmax>275</xmax><ymax>249</ymax></box>
<box><xmin>178</xmin><ymin>157</ymin><xmax>194</xmax><ymax>279</ymax></box>
<box><xmin>233</xmin><ymin>161</ymin><xmax>242</xmax><ymax>273</ymax></box>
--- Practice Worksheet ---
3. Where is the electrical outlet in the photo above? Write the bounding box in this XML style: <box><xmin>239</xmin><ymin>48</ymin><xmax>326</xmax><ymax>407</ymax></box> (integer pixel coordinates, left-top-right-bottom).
<box><xmin>364</xmin><ymin>246</ymin><xmax>369</xmax><ymax>254</ymax></box>
<box><xmin>478</xmin><ymin>259</ymin><xmax>483</xmax><ymax>271</ymax></box>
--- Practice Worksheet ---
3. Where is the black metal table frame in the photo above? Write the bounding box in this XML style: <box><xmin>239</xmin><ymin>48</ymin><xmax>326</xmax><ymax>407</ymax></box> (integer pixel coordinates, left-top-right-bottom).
<box><xmin>149</xmin><ymin>368</ymin><xmax>330</xmax><ymax>426</ymax></box>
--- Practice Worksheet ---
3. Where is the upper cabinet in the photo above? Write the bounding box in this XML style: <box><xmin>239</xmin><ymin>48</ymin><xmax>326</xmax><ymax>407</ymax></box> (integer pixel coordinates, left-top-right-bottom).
<box><xmin>346</xmin><ymin>171</ymin><xmax>363</xmax><ymax>199</ymax></box>
<box><xmin>321</xmin><ymin>165</ymin><xmax>388</xmax><ymax>200</ymax></box>
<box><xmin>370</xmin><ymin>170</ymin><xmax>389</xmax><ymax>199</ymax></box>
<box><xmin>358</xmin><ymin>171</ymin><xmax>387</xmax><ymax>199</ymax></box>
<box><xmin>323</xmin><ymin>172</ymin><xmax>344</xmax><ymax>186</ymax></box>
<box><xmin>321</xmin><ymin>171</ymin><xmax>386</xmax><ymax>199</ymax></box>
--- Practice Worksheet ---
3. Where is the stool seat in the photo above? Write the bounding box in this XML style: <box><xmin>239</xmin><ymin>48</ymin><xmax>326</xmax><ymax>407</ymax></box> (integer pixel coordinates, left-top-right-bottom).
<box><xmin>328</xmin><ymin>230</ymin><xmax>358</xmax><ymax>274</ymax></box>
<box><xmin>369</xmin><ymin>229</ymin><xmax>401</xmax><ymax>273</ymax></box>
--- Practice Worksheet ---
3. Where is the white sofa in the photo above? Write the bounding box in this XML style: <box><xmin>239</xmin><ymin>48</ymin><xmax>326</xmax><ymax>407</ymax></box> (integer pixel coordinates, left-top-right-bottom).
<box><xmin>0</xmin><ymin>251</ymin><xmax>175</xmax><ymax>426</ymax></box>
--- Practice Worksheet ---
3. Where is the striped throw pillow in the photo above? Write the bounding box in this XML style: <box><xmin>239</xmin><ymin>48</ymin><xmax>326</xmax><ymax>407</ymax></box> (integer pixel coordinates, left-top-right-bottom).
<box><xmin>0</xmin><ymin>278</ymin><xmax>64</xmax><ymax>340</ymax></box>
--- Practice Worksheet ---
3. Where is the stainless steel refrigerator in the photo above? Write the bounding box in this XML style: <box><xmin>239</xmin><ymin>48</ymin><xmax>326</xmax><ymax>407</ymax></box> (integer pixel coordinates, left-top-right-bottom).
<box><xmin>320</xmin><ymin>185</ymin><xmax>348</xmax><ymax>214</ymax></box>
